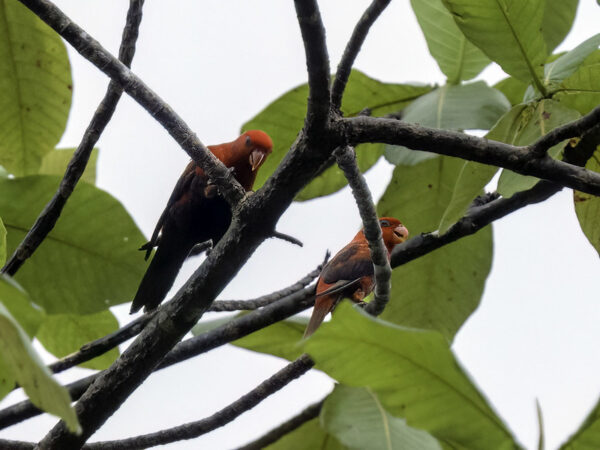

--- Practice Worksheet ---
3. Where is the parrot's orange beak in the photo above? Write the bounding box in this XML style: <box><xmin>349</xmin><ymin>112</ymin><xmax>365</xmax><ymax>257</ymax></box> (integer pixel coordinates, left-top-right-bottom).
<box><xmin>249</xmin><ymin>148</ymin><xmax>268</xmax><ymax>172</ymax></box>
<box><xmin>392</xmin><ymin>224</ymin><xmax>409</xmax><ymax>243</ymax></box>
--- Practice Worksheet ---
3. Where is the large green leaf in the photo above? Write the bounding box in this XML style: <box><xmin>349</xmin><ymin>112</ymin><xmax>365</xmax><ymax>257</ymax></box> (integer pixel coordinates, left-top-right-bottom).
<box><xmin>378</xmin><ymin>157</ymin><xmax>493</xmax><ymax>340</ymax></box>
<box><xmin>0</xmin><ymin>176</ymin><xmax>146</xmax><ymax>314</ymax></box>
<box><xmin>555</xmin><ymin>50</ymin><xmax>600</xmax><ymax>115</ymax></box>
<box><xmin>242</xmin><ymin>70</ymin><xmax>432</xmax><ymax>200</ymax></box>
<box><xmin>542</xmin><ymin>0</ymin><xmax>579</xmax><ymax>53</ymax></box>
<box><xmin>410</xmin><ymin>0</ymin><xmax>490</xmax><ymax>83</ymax></box>
<box><xmin>574</xmin><ymin>151</ymin><xmax>600</xmax><ymax>256</ymax></box>
<box><xmin>497</xmin><ymin>100</ymin><xmax>581</xmax><ymax>197</ymax></box>
<box><xmin>493</xmin><ymin>77</ymin><xmax>528</xmax><ymax>106</ymax></box>
<box><xmin>0</xmin><ymin>282</ymin><xmax>80</xmax><ymax>433</ymax></box>
<box><xmin>305</xmin><ymin>303</ymin><xmax>518</xmax><ymax>449</ymax></box>
<box><xmin>0</xmin><ymin>1</ymin><xmax>72</xmax><ymax>176</ymax></box>
<box><xmin>385</xmin><ymin>82</ymin><xmax>510</xmax><ymax>167</ymax></box>
<box><xmin>544</xmin><ymin>34</ymin><xmax>600</xmax><ymax>86</ymax></box>
<box><xmin>322</xmin><ymin>385</ymin><xmax>442</xmax><ymax>450</ymax></box>
<box><xmin>233</xmin><ymin>316</ymin><xmax>306</xmax><ymax>361</ymax></box>
<box><xmin>0</xmin><ymin>217</ymin><xmax>5</xmax><ymax>266</ymax></box>
<box><xmin>436</xmin><ymin>104</ymin><xmax>530</xmax><ymax>235</ymax></box>
<box><xmin>0</xmin><ymin>274</ymin><xmax>43</xmax><ymax>338</ymax></box>
<box><xmin>38</xmin><ymin>147</ymin><xmax>98</xmax><ymax>185</ymax></box>
<box><xmin>442</xmin><ymin>0</ymin><xmax>547</xmax><ymax>87</ymax></box>
<box><xmin>559</xmin><ymin>395</ymin><xmax>600</xmax><ymax>449</ymax></box>
<box><xmin>37</xmin><ymin>310</ymin><xmax>120</xmax><ymax>370</ymax></box>
<box><xmin>265</xmin><ymin>418</ymin><xmax>345</xmax><ymax>450</ymax></box>
<box><xmin>400</xmin><ymin>81</ymin><xmax>510</xmax><ymax>130</ymax></box>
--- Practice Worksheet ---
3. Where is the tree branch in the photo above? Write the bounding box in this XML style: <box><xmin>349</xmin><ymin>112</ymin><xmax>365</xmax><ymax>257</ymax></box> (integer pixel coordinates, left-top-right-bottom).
<box><xmin>17</xmin><ymin>0</ymin><xmax>246</xmax><ymax>207</ymax></box>
<box><xmin>334</xmin><ymin>146</ymin><xmax>391</xmax><ymax>316</ymax></box>
<box><xmin>331</xmin><ymin>0</ymin><xmax>391</xmax><ymax>110</ymax></box>
<box><xmin>1</xmin><ymin>0</ymin><xmax>145</xmax><ymax>276</ymax></box>
<box><xmin>530</xmin><ymin>104</ymin><xmax>600</xmax><ymax>156</ymax></box>
<box><xmin>293</xmin><ymin>0</ymin><xmax>331</xmax><ymax>136</ymax></box>
<box><xmin>83</xmin><ymin>355</ymin><xmax>314</xmax><ymax>450</ymax></box>
<box><xmin>340</xmin><ymin>115</ymin><xmax>600</xmax><ymax>196</ymax></box>
<box><xmin>236</xmin><ymin>399</ymin><xmax>324</xmax><ymax>450</ymax></box>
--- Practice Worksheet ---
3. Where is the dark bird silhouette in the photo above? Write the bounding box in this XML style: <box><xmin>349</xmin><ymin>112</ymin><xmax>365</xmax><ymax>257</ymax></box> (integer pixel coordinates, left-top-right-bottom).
<box><xmin>130</xmin><ymin>130</ymin><xmax>273</xmax><ymax>313</ymax></box>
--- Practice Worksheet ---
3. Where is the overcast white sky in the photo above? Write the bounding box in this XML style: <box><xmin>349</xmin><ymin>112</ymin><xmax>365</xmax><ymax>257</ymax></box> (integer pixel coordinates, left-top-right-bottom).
<box><xmin>2</xmin><ymin>1</ymin><xmax>600</xmax><ymax>449</ymax></box>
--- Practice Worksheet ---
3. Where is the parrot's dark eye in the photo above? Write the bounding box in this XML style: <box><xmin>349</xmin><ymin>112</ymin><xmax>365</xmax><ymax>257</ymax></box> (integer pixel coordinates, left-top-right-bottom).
<box><xmin>245</xmin><ymin>136</ymin><xmax>252</xmax><ymax>147</ymax></box>
<box><xmin>379</xmin><ymin>220</ymin><xmax>390</xmax><ymax>227</ymax></box>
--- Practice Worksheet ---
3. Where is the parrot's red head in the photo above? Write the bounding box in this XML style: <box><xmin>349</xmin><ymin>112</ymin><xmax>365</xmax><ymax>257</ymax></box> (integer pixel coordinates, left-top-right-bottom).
<box><xmin>379</xmin><ymin>217</ymin><xmax>409</xmax><ymax>246</ymax></box>
<box><xmin>238</xmin><ymin>130</ymin><xmax>273</xmax><ymax>172</ymax></box>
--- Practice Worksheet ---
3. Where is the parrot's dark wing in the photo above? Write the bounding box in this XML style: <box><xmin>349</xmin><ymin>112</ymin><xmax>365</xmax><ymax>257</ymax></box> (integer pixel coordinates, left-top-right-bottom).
<box><xmin>140</xmin><ymin>161</ymin><xmax>198</xmax><ymax>260</ymax></box>
<box><xmin>317</xmin><ymin>243</ymin><xmax>373</xmax><ymax>297</ymax></box>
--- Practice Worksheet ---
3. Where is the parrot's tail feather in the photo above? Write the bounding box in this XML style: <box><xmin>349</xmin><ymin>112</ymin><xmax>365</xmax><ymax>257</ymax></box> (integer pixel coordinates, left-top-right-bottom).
<box><xmin>130</xmin><ymin>237</ymin><xmax>191</xmax><ymax>314</ymax></box>
<box><xmin>303</xmin><ymin>296</ymin><xmax>336</xmax><ymax>338</ymax></box>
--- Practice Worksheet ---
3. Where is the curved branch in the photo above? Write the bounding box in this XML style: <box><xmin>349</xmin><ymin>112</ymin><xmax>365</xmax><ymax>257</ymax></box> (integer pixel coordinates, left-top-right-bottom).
<box><xmin>2</xmin><ymin>0</ymin><xmax>145</xmax><ymax>276</ymax></box>
<box><xmin>84</xmin><ymin>355</ymin><xmax>314</xmax><ymax>450</ymax></box>
<box><xmin>17</xmin><ymin>0</ymin><xmax>245</xmax><ymax>206</ymax></box>
<box><xmin>294</xmin><ymin>0</ymin><xmax>331</xmax><ymax>135</ymax></box>
<box><xmin>236</xmin><ymin>399</ymin><xmax>324</xmax><ymax>450</ymax></box>
<box><xmin>334</xmin><ymin>146</ymin><xmax>391</xmax><ymax>316</ymax></box>
<box><xmin>340</xmin><ymin>115</ymin><xmax>600</xmax><ymax>196</ymax></box>
<box><xmin>331</xmin><ymin>0</ymin><xmax>391</xmax><ymax>110</ymax></box>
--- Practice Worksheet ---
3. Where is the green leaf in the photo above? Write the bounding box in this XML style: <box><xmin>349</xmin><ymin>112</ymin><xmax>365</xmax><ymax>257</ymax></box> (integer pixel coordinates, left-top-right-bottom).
<box><xmin>542</xmin><ymin>0</ymin><xmax>579</xmax><ymax>53</ymax></box>
<box><xmin>0</xmin><ymin>274</ymin><xmax>43</xmax><ymax>338</ymax></box>
<box><xmin>305</xmin><ymin>303</ymin><xmax>518</xmax><ymax>449</ymax></box>
<box><xmin>241</xmin><ymin>70</ymin><xmax>432</xmax><ymax>200</ymax></box>
<box><xmin>378</xmin><ymin>157</ymin><xmax>493</xmax><ymax>340</ymax></box>
<box><xmin>0</xmin><ymin>1</ymin><xmax>72</xmax><ymax>176</ymax></box>
<box><xmin>410</xmin><ymin>0</ymin><xmax>490</xmax><ymax>83</ymax></box>
<box><xmin>544</xmin><ymin>34</ymin><xmax>600</xmax><ymax>85</ymax></box>
<box><xmin>0</xmin><ymin>176</ymin><xmax>146</xmax><ymax>314</ymax></box>
<box><xmin>265</xmin><ymin>417</ymin><xmax>345</xmax><ymax>450</ymax></box>
<box><xmin>39</xmin><ymin>147</ymin><xmax>98</xmax><ymax>184</ymax></box>
<box><xmin>493</xmin><ymin>77</ymin><xmax>528</xmax><ymax>106</ymax></box>
<box><xmin>322</xmin><ymin>385</ymin><xmax>442</xmax><ymax>450</ymax></box>
<box><xmin>233</xmin><ymin>317</ymin><xmax>306</xmax><ymax>361</ymax></box>
<box><xmin>0</xmin><ymin>285</ymin><xmax>80</xmax><ymax>433</ymax></box>
<box><xmin>37</xmin><ymin>310</ymin><xmax>120</xmax><ymax>370</ymax></box>
<box><xmin>559</xmin><ymin>394</ymin><xmax>600</xmax><ymax>449</ymax></box>
<box><xmin>555</xmin><ymin>50</ymin><xmax>600</xmax><ymax>115</ymax></box>
<box><xmin>436</xmin><ymin>104</ymin><xmax>531</xmax><ymax>234</ymax></box>
<box><xmin>442</xmin><ymin>0</ymin><xmax>547</xmax><ymax>87</ymax></box>
<box><xmin>497</xmin><ymin>100</ymin><xmax>581</xmax><ymax>197</ymax></box>
<box><xmin>574</xmin><ymin>151</ymin><xmax>600</xmax><ymax>256</ymax></box>
<box><xmin>0</xmin><ymin>217</ymin><xmax>5</xmax><ymax>266</ymax></box>
<box><xmin>401</xmin><ymin>81</ymin><xmax>510</xmax><ymax>130</ymax></box>
<box><xmin>386</xmin><ymin>82</ymin><xmax>510</xmax><ymax>167</ymax></box>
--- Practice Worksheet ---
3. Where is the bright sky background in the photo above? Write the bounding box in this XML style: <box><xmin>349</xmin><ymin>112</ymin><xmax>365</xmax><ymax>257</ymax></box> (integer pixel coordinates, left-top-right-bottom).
<box><xmin>2</xmin><ymin>1</ymin><xmax>600</xmax><ymax>449</ymax></box>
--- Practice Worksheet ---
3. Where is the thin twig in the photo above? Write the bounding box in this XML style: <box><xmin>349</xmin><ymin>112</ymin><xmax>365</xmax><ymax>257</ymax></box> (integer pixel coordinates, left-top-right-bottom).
<box><xmin>84</xmin><ymin>355</ymin><xmax>314</xmax><ymax>450</ymax></box>
<box><xmin>293</xmin><ymin>0</ymin><xmax>331</xmax><ymax>136</ymax></box>
<box><xmin>18</xmin><ymin>0</ymin><xmax>245</xmax><ymax>207</ymax></box>
<box><xmin>334</xmin><ymin>146</ymin><xmax>391</xmax><ymax>316</ymax></box>
<box><xmin>0</xmin><ymin>440</ymin><xmax>33</xmax><ymax>450</ymax></box>
<box><xmin>331</xmin><ymin>0</ymin><xmax>392</xmax><ymax>110</ymax></box>
<box><xmin>1</xmin><ymin>0</ymin><xmax>145</xmax><ymax>276</ymax></box>
<box><xmin>209</xmin><ymin>254</ymin><xmax>328</xmax><ymax>312</ymax></box>
<box><xmin>236</xmin><ymin>399</ymin><xmax>324</xmax><ymax>450</ymax></box>
<box><xmin>270</xmin><ymin>231</ymin><xmax>304</xmax><ymax>247</ymax></box>
<box><xmin>340</xmin><ymin>115</ymin><xmax>600</xmax><ymax>196</ymax></box>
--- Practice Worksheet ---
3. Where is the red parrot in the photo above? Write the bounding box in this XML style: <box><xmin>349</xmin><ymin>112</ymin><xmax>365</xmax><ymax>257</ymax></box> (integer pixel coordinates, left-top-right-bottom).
<box><xmin>130</xmin><ymin>130</ymin><xmax>273</xmax><ymax>314</ymax></box>
<box><xmin>303</xmin><ymin>217</ymin><xmax>408</xmax><ymax>337</ymax></box>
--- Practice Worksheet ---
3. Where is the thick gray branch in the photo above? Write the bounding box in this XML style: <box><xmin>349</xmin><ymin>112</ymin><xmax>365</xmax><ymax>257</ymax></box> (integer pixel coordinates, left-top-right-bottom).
<box><xmin>340</xmin><ymin>115</ymin><xmax>600</xmax><ymax>196</ymax></box>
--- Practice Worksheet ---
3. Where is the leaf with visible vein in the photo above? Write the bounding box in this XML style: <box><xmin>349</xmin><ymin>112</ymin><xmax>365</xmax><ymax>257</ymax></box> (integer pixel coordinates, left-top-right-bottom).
<box><xmin>305</xmin><ymin>303</ymin><xmax>520</xmax><ymax>450</ymax></box>
<box><xmin>0</xmin><ymin>1</ymin><xmax>72</xmax><ymax>175</ymax></box>
<box><xmin>411</xmin><ymin>0</ymin><xmax>490</xmax><ymax>83</ymax></box>
<box><xmin>39</xmin><ymin>147</ymin><xmax>98</xmax><ymax>184</ymax></box>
